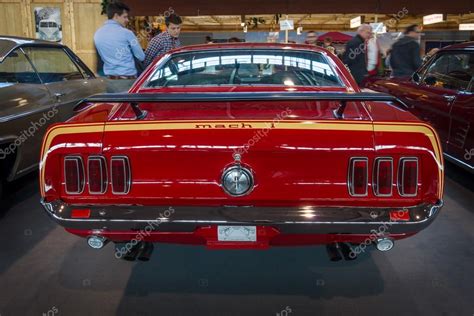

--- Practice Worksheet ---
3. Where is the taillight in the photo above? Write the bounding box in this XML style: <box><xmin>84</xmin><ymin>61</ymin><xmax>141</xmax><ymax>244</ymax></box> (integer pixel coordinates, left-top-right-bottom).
<box><xmin>398</xmin><ymin>158</ymin><xmax>418</xmax><ymax>197</ymax></box>
<box><xmin>88</xmin><ymin>156</ymin><xmax>107</xmax><ymax>194</ymax></box>
<box><xmin>373</xmin><ymin>158</ymin><xmax>393</xmax><ymax>196</ymax></box>
<box><xmin>111</xmin><ymin>156</ymin><xmax>131</xmax><ymax>194</ymax></box>
<box><xmin>64</xmin><ymin>156</ymin><xmax>85</xmax><ymax>194</ymax></box>
<box><xmin>348</xmin><ymin>158</ymin><xmax>368</xmax><ymax>196</ymax></box>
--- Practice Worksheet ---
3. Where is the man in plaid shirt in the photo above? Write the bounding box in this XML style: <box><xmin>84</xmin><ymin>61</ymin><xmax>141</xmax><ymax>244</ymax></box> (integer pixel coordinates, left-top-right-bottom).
<box><xmin>144</xmin><ymin>14</ymin><xmax>182</xmax><ymax>67</ymax></box>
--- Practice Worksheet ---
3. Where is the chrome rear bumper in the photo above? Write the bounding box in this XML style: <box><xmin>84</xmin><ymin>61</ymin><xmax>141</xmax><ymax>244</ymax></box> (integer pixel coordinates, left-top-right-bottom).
<box><xmin>41</xmin><ymin>199</ymin><xmax>443</xmax><ymax>235</ymax></box>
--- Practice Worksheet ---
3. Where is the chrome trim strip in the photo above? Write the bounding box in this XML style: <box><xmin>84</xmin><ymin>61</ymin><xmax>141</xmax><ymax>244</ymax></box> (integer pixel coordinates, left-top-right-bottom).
<box><xmin>40</xmin><ymin>199</ymin><xmax>443</xmax><ymax>226</ymax></box>
<box><xmin>15</xmin><ymin>163</ymin><xmax>38</xmax><ymax>176</ymax></box>
<box><xmin>444</xmin><ymin>153</ymin><xmax>474</xmax><ymax>171</ymax></box>
<box><xmin>0</xmin><ymin>106</ymin><xmax>55</xmax><ymax>123</ymax></box>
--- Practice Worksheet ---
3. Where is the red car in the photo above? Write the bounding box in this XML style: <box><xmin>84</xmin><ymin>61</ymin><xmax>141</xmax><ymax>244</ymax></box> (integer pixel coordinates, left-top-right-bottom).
<box><xmin>365</xmin><ymin>42</ymin><xmax>473</xmax><ymax>173</ymax></box>
<box><xmin>40</xmin><ymin>43</ymin><xmax>444</xmax><ymax>262</ymax></box>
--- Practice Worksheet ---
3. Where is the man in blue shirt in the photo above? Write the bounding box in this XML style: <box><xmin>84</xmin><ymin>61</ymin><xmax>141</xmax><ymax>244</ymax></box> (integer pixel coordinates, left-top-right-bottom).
<box><xmin>94</xmin><ymin>2</ymin><xmax>145</xmax><ymax>92</ymax></box>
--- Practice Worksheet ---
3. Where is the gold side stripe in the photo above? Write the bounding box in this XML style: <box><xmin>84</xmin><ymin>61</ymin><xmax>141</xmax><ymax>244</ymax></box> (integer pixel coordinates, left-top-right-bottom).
<box><xmin>39</xmin><ymin>125</ymin><xmax>104</xmax><ymax>196</ymax></box>
<box><xmin>105</xmin><ymin>122</ymin><xmax>374</xmax><ymax>132</ymax></box>
<box><xmin>374</xmin><ymin>123</ymin><xmax>444</xmax><ymax>197</ymax></box>
<box><xmin>105</xmin><ymin>119</ymin><xmax>374</xmax><ymax>125</ymax></box>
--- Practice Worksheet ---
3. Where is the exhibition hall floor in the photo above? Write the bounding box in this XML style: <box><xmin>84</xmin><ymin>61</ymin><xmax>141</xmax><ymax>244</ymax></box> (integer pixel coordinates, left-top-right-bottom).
<box><xmin>0</xmin><ymin>163</ymin><xmax>472</xmax><ymax>316</ymax></box>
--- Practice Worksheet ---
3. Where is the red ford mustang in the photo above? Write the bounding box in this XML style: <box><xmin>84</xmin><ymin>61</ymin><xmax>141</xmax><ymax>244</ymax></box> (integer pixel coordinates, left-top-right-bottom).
<box><xmin>40</xmin><ymin>43</ymin><xmax>444</xmax><ymax>261</ymax></box>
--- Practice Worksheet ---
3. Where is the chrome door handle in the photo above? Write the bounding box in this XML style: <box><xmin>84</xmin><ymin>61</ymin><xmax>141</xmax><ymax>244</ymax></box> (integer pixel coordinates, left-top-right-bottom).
<box><xmin>54</xmin><ymin>92</ymin><xmax>66</xmax><ymax>98</ymax></box>
<box><xmin>443</xmin><ymin>95</ymin><xmax>456</xmax><ymax>103</ymax></box>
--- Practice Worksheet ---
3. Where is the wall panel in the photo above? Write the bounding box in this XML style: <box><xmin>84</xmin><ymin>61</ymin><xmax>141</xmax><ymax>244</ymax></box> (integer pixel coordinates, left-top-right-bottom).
<box><xmin>0</xmin><ymin>2</ymin><xmax>25</xmax><ymax>37</ymax></box>
<box><xmin>0</xmin><ymin>0</ymin><xmax>104</xmax><ymax>72</ymax></box>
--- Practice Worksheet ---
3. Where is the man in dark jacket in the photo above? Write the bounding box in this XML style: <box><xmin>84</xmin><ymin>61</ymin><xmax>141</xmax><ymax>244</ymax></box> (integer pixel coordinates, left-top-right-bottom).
<box><xmin>342</xmin><ymin>24</ymin><xmax>372</xmax><ymax>85</ymax></box>
<box><xmin>389</xmin><ymin>24</ymin><xmax>422</xmax><ymax>77</ymax></box>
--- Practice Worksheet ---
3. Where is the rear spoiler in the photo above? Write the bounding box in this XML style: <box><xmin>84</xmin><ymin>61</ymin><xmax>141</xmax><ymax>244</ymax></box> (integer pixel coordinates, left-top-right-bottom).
<box><xmin>75</xmin><ymin>92</ymin><xmax>409</xmax><ymax>120</ymax></box>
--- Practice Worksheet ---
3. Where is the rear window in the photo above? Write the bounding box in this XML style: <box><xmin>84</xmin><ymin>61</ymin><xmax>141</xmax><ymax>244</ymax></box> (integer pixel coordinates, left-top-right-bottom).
<box><xmin>144</xmin><ymin>49</ymin><xmax>342</xmax><ymax>88</ymax></box>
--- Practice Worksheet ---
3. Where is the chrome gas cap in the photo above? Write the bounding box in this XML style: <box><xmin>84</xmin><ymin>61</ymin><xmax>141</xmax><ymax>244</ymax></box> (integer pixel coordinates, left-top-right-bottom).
<box><xmin>221</xmin><ymin>166</ymin><xmax>254</xmax><ymax>197</ymax></box>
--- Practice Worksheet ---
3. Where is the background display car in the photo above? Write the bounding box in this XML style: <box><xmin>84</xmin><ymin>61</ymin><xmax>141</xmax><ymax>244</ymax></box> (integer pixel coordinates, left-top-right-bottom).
<box><xmin>0</xmin><ymin>36</ymin><xmax>106</xmax><ymax>199</ymax></box>
<box><xmin>40</xmin><ymin>43</ymin><xmax>444</xmax><ymax>262</ymax></box>
<box><xmin>364</xmin><ymin>42</ymin><xmax>473</xmax><ymax>173</ymax></box>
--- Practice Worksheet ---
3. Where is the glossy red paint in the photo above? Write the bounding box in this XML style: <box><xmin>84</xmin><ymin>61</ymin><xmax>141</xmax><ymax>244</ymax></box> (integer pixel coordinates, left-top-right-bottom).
<box><xmin>40</xmin><ymin>43</ymin><xmax>444</xmax><ymax>250</ymax></box>
<box><xmin>41</xmin><ymin>119</ymin><xmax>441</xmax><ymax>207</ymax></box>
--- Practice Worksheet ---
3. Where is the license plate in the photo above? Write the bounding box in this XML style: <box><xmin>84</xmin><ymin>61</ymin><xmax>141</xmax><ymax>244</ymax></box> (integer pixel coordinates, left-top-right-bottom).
<box><xmin>217</xmin><ymin>226</ymin><xmax>257</xmax><ymax>242</ymax></box>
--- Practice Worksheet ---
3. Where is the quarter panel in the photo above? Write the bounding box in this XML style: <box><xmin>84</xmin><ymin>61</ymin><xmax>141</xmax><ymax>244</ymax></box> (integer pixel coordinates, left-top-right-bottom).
<box><xmin>0</xmin><ymin>83</ymin><xmax>55</xmax><ymax>179</ymax></box>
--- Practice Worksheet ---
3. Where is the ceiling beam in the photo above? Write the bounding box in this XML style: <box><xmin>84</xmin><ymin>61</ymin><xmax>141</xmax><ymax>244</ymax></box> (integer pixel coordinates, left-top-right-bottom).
<box><xmin>180</xmin><ymin>22</ymin><xmax>468</xmax><ymax>32</ymax></box>
<box><xmin>129</xmin><ymin>0</ymin><xmax>474</xmax><ymax>16</ymax></box>
<box><xmin>210</xmin><ymin>15</ymin><xmax>224</xmax><ymax>24</ymax></box>
<box><xmin>182</xmin><ymin>17</ymin><xmax>199</xmax><ymax>25</ymax></box>
<box><xmin>295</xmin><ymin>14</ymin><xmax>310</xmax><ymax>24</ymax></box>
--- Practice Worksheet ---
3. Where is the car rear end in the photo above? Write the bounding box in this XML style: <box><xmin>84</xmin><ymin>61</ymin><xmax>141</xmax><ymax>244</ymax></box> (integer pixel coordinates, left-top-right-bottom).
<box><xmin>40</xmin><ymin>94</ymin><xmax>443</xmax><ymax>258</ymax></box>
<box><xmin>39</xmin><ymin>44</ymin><xmax>444</xmax><ymax>260</ymax></box>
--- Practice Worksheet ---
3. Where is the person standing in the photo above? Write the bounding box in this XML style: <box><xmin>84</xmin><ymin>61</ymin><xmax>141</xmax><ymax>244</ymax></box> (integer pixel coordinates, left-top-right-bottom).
<box><xmin>322</xmin><ymin>37</ymin><xmax>337</xmax><ymax>55</ymax></box>
<box><xmin>144</xmin><ymin>14</ymin><xmax>182</xmax><ymax>67</ymax></box>
<box><xmin>342</xmin><ymin>24</ymin><xmax>372</xmax><ymax>85</ymax></box>
<box><xmin>389</xmin><ymin>24</ymin><xmax>422</xmax><ymax>77</ymax></box>
<box><xmin>94</xmin><ymin>2</ymin><xmax>145</xmax><ymax>92</ymax></box>
<box><xmin>305</xmin><ymin>31</ymin><xmax>317</xmax><ymax>45</ymax></box>
<box><xmin>205</xmin><ymin>36</ymin><xmax>214</xmax><ymax>44</ymax></box>
<box><xmin>366</xmin><ymin>33</ymin><xmax>380</xmax><ymax>76</ymax></box>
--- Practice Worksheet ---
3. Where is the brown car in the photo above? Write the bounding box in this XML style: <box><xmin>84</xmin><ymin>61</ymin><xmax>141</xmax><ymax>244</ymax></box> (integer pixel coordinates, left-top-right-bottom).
<box><xmin>0</xmin><ymin>36</ymin><xmax>106</xmax><ymax>198</ymax></box>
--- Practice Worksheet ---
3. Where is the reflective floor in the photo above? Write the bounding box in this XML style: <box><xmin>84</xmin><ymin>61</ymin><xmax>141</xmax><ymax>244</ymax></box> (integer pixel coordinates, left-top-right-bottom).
<box><xmin>0</xmin><ymin>162</ymin><xmax>473</xmax><ymax>316</ymax></box>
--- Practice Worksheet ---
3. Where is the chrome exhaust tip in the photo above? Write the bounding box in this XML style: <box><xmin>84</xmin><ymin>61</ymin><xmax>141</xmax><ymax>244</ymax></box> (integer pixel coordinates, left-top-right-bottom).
<box><xmin>326</xmin><ymin>243</ymin><xmax>342</xmax><ymax>261</ymax></box>
<box><xmin>137</xmin><ymin>242</ymin><xmax>154</xmax><ymax>262</ymax></box>
<box><xmin>87</xmin><ymin>235</ymin><xmax>108</xmax><ymax>249</ymax></box>
<box><xmin>376</xmin><ymin>238</ymin><xmax>394</xmax><ymax>252</ymax></box>
<box><xmin>118</xmin><ymin>242</ymin><xmax>143</xmax><ymax>261</ymax></box>
<box><xmin>339</xmin><ymin>242</ymin><xmax>357</xmax><ymax>260</ymax></box>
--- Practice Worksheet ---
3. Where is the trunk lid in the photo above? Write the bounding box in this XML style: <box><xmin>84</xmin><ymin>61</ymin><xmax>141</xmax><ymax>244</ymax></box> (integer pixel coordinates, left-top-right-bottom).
<box><xmin>100</xmin><ymin>91</ymin><xmax>376</xmax><ymax>206</ymax></box>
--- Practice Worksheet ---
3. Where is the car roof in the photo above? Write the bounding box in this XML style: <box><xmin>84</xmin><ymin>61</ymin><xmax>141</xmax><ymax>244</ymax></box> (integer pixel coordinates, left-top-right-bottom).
<box><xmin>0</xmin><ymin>36</ymin><xmax>63</xmax><ymax>61</ymax></box>
<box><xmin>441</xmin><ymin>41</ymin><xmax>474</xmax><ymax>51</ymax></box>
